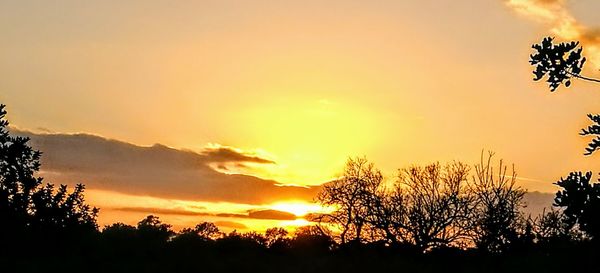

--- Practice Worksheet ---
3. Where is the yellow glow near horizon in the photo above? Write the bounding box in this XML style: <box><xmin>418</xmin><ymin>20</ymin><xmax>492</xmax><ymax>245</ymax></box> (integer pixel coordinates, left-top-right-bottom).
<box><xmin>86</xmin><ymin>189</ymin><xmax>326</xmax><ymax>232</ymax></box>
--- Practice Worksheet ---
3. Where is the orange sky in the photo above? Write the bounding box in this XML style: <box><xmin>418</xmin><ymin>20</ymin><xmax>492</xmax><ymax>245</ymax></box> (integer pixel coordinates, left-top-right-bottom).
<box><xmin>2</xmin><ymin>0</ymin><xmax>600</xmax><ymax>231</ymax></box>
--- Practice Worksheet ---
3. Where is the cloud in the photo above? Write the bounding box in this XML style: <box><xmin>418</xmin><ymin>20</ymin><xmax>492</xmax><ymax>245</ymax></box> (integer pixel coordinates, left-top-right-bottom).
<box><xmin>505</xmin><ymin>0</ymin><xmax>600</xmax><ymax>65</ymax></box>
<box><xmin>201</xmin><ymin>144</ymin><xmax>275</xmax><ymax>164</ymax></box>
<box><xmin>247</xmin><ymin>209</ymin><xmax>297</xmax><ymax>221</ymax></box>
<box><xmin>215</xmin><ymin>209</ymin><xmax>297</xmax><ymax>220</ymax></box>
<box><xmin>111</xmin><ymin>206</ymin><xmax>297</xmax><ymax>221</ymax></box>
<box><xmin>10</xmin><ymin>129</ymin><xmax>320</xmax><ymax>205</ymax></box>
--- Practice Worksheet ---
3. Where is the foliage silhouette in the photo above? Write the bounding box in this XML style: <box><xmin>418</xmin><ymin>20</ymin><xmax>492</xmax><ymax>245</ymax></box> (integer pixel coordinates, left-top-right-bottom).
<box><xmin>0</xmin><ymin>104</ymin><xmax>98</xmax><ymax>250</ymax></box>
<box><xmin>530</xmin><ymin>37</ymin><xmax>600</xmax><ymax>155</ymax></box>
<box><xmin>530</xmin><ymin>37</ymin><xmax>597</xmax><ymax>91</ymax></box>
<box><xmin>580</xmin><ymin>114</ymin><xmax>600</xmax><ymax>155</ymax></box>
<box><xmin>554</xmin><ymin>172</ymin><xmax>600</xmax><ymax>240</ymax></box>
<box><xmin>535</xmin><ymin>207</ymin><xmax>581</xmax><ymax>248</ymax></box>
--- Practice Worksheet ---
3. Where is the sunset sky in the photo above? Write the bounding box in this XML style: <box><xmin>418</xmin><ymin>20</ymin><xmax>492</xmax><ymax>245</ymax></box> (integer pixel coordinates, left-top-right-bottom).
<box><xmin>2</xmin><ymin>0</ymin><xmax>600</xmax><ymax>231</ymax></box>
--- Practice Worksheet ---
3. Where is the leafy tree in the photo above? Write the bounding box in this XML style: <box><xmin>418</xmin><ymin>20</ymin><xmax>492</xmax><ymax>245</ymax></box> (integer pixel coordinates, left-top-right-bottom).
<box><xmin>291</xmin><ymin>225</ymin><xmax>335</xmax><ymax>252</ymax></box>
<box><xmin>264</xmin><ymin>227</ymin><xmax>289</xmax><ymax>248</ymax></box>
<box><xmin>580</xmin><ymin>114</ymin><xmax>600</xmax><ymax>155</ymax></box>
<box><xmin>178</xmin><ymin>221</ymin><xmax>222</xmax><ymax>241</ymax></box>
<box><xmin>241</xmin><ymin>231</ymin><xmax>268</xmax><ymax>246</ymax></box>
<box><xmin>0</xmin><ymin>104</ymin><xmax>98</xmax><ymax>245</ymax></box>
<box><xmin>535</xmin><ymin>208</ymin><xmax>581</xmax><ymax>246</ymax></box>
<box><xmin>530</xmin><ymin>37</ymin><xmax>600</xmax><ymax>155</ymax></box>
<box><xmin>529</xmin><ymin>36</ymin><xmax>600</xmax><ymax>244</ymax></box>
<box><xmin>196</xmin><ymin>222</ymin><xmax>222</xmax><ymax>240</ymax></box>
<box><xmin>31</xmin><ymin>184</ymin><xmax>98</xmax><ymax>233</ymax></box>
<box><xmin>102</xmin><ymin>222</ymin><xmax>138</xmax><ymax>240</ymax></box>
<box><xmin>137</xmin><ymin>215</ymin><xmax>174</xmax><ymax>243</ymax></box>
<box><xmin>530</xmin><ymin>37</ymin><xmax>597</xmax><ymax>91</ymax></box>
<box><xmin>554</xmin><ymin>172</ymin><xmax>600</xmax><ymax>240</ymax></box>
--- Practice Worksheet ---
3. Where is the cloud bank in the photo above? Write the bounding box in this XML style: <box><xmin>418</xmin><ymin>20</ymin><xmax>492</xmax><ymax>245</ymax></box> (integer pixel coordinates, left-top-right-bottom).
<box><xmin>11</xmin><ymin>129</ymin><xmax>320</xmax><ymax>205</ymax></box>
<box><xmin>112</xmin><ymin>207</ymin><xmax>297</xmax><ymax>221</ymax></box>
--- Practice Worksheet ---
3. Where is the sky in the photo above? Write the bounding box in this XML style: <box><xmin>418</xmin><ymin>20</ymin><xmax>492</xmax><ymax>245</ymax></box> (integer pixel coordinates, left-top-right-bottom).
<box><xmin>1</xmin><ymin>0</ymin><xmax>600</xmax><ymax>231</ymax></box>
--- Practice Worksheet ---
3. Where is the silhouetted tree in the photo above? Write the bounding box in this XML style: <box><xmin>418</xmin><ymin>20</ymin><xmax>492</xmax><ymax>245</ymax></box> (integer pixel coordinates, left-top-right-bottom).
<box><xmin>137</xmin><ymin>215</ymin><xmax>174</xmax><ymax>243</ymax></box>
<box><xmin>242</xmin><ymin>231</ymin><xmax>268</xmax><ymax>246</ymax></box>
<box><xmin>0</xmin><ymin>104</ymin><xmax>98</xmax><ymax>248</ymax></box>
<box><xmin>316</xmin><ymin>157</ymin><xmax>384</xmax><ymax>244</ymax></box>
<box><xmin>535</xmin><ymin>208</ymin><xmax>581</xmax><ymax>247</ymax></box>
<box><xmin>554</xmin><ymin>172</ymin><xmax>600</xmax><ymax>240</ymax></box>
<box><xmin>580</xmin><ymin>114</ymin><xmax>600</xmax><ymax>155</ymax></box>
<box><xmin>179</xmin><ymin>221</ymin><xmax>222</xmax><ymax>241</ymax></box>
<box><xmin>530</xmin><ymin>37</ymin><xmax>596</xmax><ymax>91</ymax></box>
<box><xmin>471</xmin><ymin>152</ymin><xmax>526</xmax><ymax>253</ymax></box>
<box><xmin>31</xmin><ymin>184</ymin><xmax>98</xmax><ymax>234</ymax></box>
<box><xmin>530</xmin><ymin>37</ymin><xmax>600</xmax><ymax>155</ymax></box>
<box><xmin>265</xmin><ymin>227</ymin><xmax>290</xmax><ymax>249</ymax></box>
<box><xmin>393</xmin><ymin>161</ymin><xmax>475</xmax><ymax>251</ymax></box>
<box><xmin>529</xmin><ymin>36</ymin><xmax>600</xmax><ymax>247</ymax></box>
<box><xmin>102</xmin><ymin>222</ymin><xmax>138</xmax><ymax>240</ymax></box>
<box><xmin>215</xmin><ymin>230</ymin><xmax>268</xmax><ymax>254</ymax></box>
<box><xmin>291</xmin><ymin>226</ymin><xmax>335</xmax><ymax>252</ymax></box>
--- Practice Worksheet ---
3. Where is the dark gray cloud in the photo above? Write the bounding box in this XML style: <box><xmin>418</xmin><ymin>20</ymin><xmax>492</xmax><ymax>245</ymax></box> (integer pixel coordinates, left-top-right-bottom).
<box><xmin>201</xmin><ymin>146</ymin><xmax>275</xmax><ymax>164</ymax></box>
<box><xmin>11</xmin><ymin>129</ymin><xmax>320</xmax><ymax>205</ymax></box>
<box><xmin>111</xmin><ymin>206</ymin><xmax>297</xmax><ymax>221</ymax></box>
<box><xmin>247</xmin><ymin>209</ymin><xmax>296</xmax><ymax>220</ymax></box>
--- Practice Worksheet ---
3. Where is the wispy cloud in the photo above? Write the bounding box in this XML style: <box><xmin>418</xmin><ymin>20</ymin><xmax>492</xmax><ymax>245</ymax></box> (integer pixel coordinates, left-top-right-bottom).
<box><xmin>506</xmin><ymin>0</ymin><xmax>600</xmax><ymax>65</ymax></box>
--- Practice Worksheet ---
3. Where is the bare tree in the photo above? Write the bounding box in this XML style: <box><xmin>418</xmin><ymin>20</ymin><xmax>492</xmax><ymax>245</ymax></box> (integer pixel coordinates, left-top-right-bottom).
<box><xmin>315</xmin><ymin>157</ymin><xmax>384</xmax><ymax>244</ymax></box>
<box><xmin>393</xmin><ymin>161</ymin><xmax>475</xmax><ymax>251</ymax></box>
<box><xmin>471</xmin><ymin>152</ymin><xmax>526</xmax><ymax>253</ymax></box>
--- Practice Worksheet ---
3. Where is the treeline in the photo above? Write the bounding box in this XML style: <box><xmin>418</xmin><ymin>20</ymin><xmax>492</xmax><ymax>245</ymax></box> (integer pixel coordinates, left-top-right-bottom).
<box><xmin>1</xmin><ymin>102</ymin><xmax>600</xmax><ymax>273</ymax></box>
<box><xmin>313</xmin><ymin>156</ymin><xmax>598</xmax><ymax>253</ymax></box>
